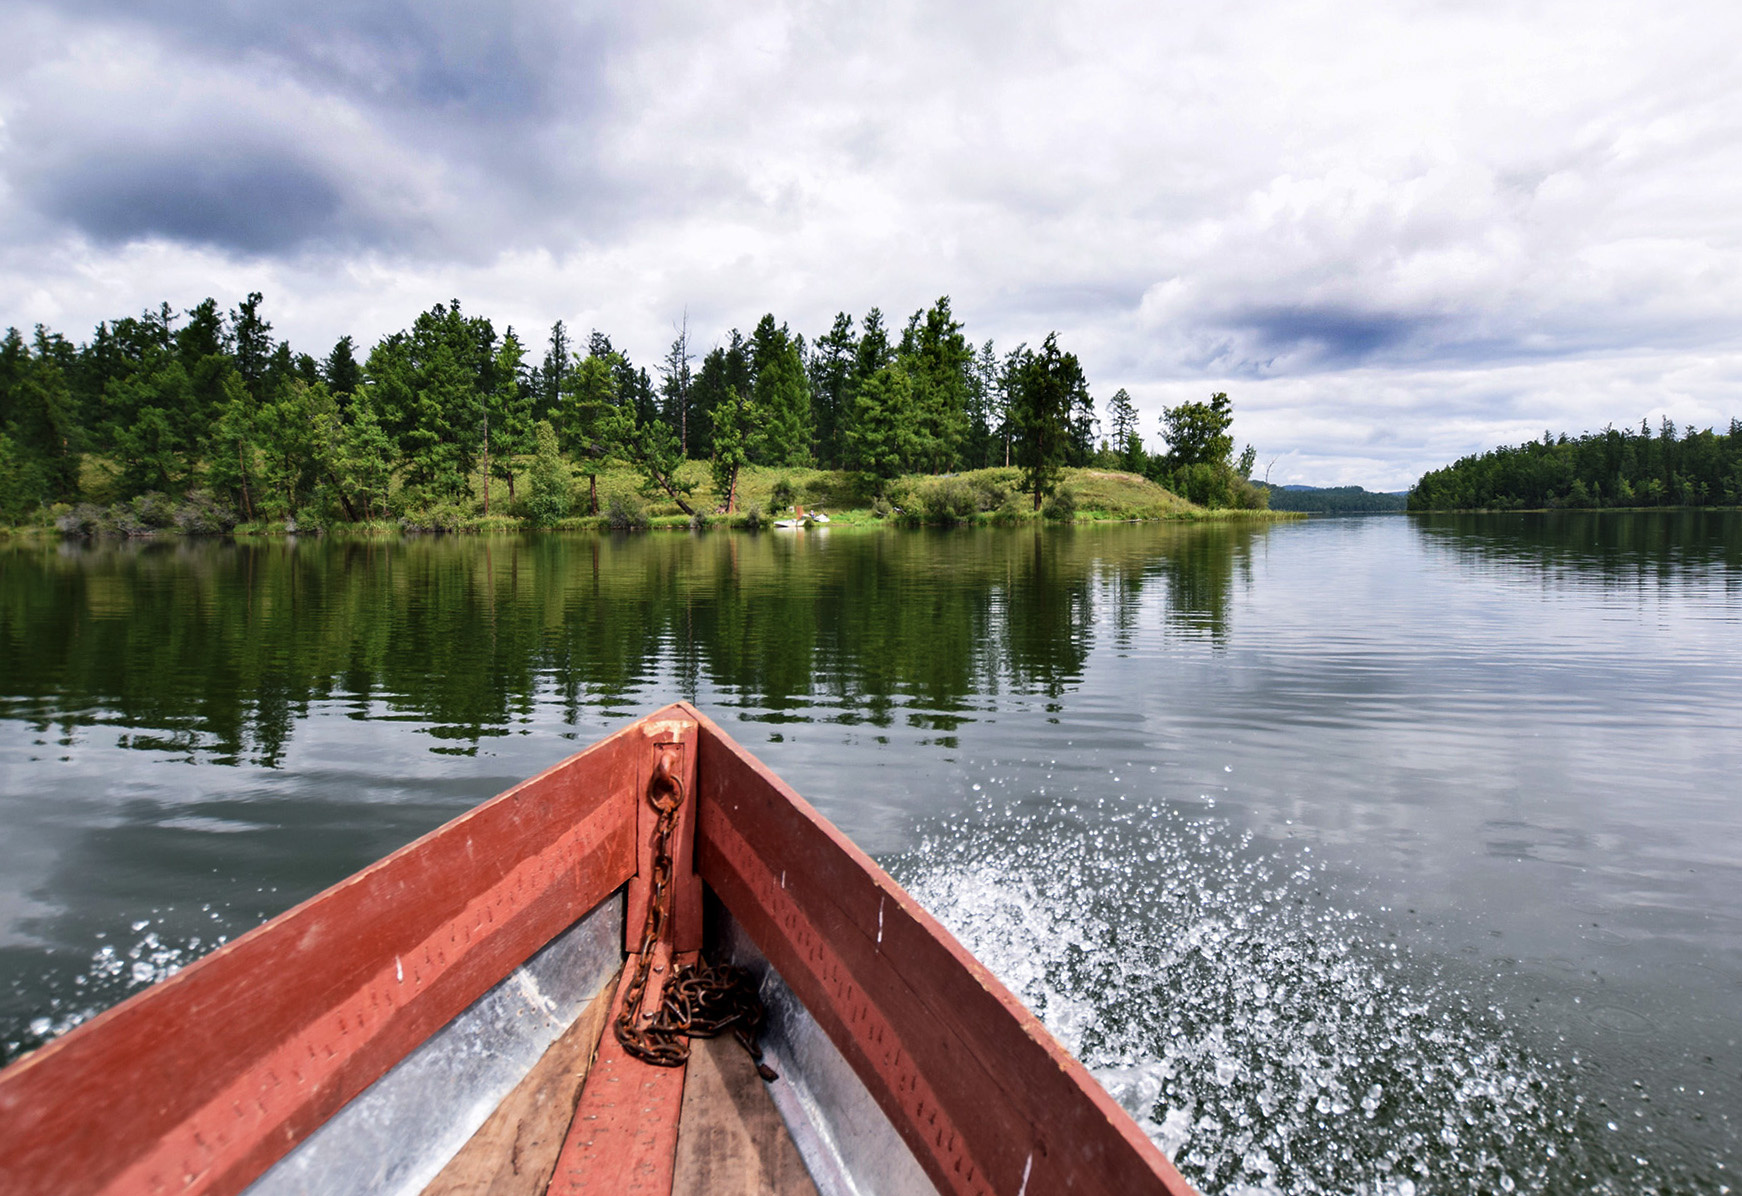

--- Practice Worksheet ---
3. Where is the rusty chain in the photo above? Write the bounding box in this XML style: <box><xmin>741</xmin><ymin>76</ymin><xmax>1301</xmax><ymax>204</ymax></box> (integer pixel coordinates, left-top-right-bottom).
<box><xmin>613</xmin><ymin>749</ymin><xmax>776</xmax><ymax>1080</ymax></box>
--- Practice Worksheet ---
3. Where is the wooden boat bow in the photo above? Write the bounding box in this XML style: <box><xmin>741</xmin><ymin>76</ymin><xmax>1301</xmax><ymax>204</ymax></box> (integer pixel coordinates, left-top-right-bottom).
<box><xmin>0</xmin><ymin>703</ymin><xmax>1198</xmax><ymax>1196</ymax></box>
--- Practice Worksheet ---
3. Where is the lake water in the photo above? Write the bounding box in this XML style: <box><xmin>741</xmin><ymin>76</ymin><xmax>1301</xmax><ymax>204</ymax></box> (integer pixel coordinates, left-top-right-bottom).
<box><xmin>2</xmin><ymin>514</ymin><xmax>1738</xmax><ymax>1195</ymax></box>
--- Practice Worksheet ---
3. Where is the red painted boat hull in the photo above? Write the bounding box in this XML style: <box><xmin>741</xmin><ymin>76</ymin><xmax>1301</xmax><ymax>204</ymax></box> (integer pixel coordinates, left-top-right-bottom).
<box><xmin>0</xmin><ymin>703</ymin><xmax>1197</xmax><ymax>1196</ymax></box>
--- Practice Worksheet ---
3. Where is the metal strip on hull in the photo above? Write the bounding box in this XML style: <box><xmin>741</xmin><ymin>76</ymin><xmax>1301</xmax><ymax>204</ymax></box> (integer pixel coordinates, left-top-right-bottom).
<box><xmin>690</xmin><ymin>706</ymin><xmax>1197</xmax><ymax>1196</ymax></box>
<box><xmin>247</xmin><ymin>893</ymin><xmax>622</xmax><ymax>1196</ymax></box>
<box><xmin>714</xmin><ymin>905</ymin><xmax>937</xmax><ymax>1196</ymax></box>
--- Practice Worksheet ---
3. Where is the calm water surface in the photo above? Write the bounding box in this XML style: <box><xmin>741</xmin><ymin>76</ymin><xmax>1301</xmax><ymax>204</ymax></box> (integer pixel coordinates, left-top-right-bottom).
<box><xmin>2</xmin><ymin>514</ymin><xmax>1738</xmax><ymax>1194</ymax></box>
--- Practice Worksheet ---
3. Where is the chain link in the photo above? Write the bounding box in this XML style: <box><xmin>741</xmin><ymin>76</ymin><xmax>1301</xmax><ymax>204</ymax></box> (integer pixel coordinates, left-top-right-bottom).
<box><xmin>613</xmin><ymin>750</ymin><xmax>777</xmax><ymax>1080</ymax></box>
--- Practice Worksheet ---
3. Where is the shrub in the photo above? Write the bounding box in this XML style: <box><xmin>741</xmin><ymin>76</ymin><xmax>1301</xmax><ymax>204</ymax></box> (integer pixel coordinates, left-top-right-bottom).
<box><xmin>606</xmin><ymin>494</ymin><xmax>649</xmax><ymax>532</ymax></box>
<box><xmin>918</xmin><ymin>477</ymin><xmax>979</xmax><ymax>524</ymax></box>
<box><xmin>400</xmin><ymin>502</ymin><xmax>465</xmax><ymax>533</ymax></box>
<box><xmin>970</xmin><ymin>475</ymin><xmax>1011</xmax><ymax>511</ymax></box>
<box><xmin>738</xmin><ymin>504</ymin><xmax>765</xmax><ymax>530</ymax></box>
<box><xmin>131</xmin><ymin>492</ymin><xmax>179</xmax><ymax>530</ymax></box>
<box><xmin>57</xmin><ymin>503</ymin><xmax>106</xmax><ymax>537</ymax></box>
<box><xmin>1042</xmin><ymin>486</ymin><xmax>1078</xmax><ymax>521</ymax></box>
<box><xmin>523</xmin><ymin>421</ymin><xmax>570</xmax><ymax>528</ymax></box>
<box><xmin>174</xmin><ymin>491</ymin><xmax>239</xmax><ymax>535</ymax></box>
<box><xmin>871</xmin><ymin>497</ymin><xmax>894</xmax><ymax>520</ymax></box>
<box><xmin>770</xmin><ymin>479</ymin><xmax>796</xmax><ymax>512</ymax></box>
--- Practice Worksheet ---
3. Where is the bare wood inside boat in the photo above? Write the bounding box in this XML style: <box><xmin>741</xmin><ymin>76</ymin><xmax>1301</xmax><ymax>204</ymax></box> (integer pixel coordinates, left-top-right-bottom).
<box><xmin>0</xmin><ymin>703</ymin><xmax>1197</xmax><ymax>1196</ymax></box>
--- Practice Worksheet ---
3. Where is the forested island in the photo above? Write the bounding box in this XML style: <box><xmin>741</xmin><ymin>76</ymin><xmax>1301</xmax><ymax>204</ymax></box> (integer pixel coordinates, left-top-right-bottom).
<box><xmin>1409</xmin><ymin>420</ymin><xmax>1742</xmax><ymax>511</ymax></box>
<box><xmin>0</xmin><ymin>293</ymin><xmax>1270</xmax><ymax>534</ymax></box>
<box><xmin>1256</xmin><ymin>485</ymin><xmax>1407</xmax><ymax>514</ymax></box>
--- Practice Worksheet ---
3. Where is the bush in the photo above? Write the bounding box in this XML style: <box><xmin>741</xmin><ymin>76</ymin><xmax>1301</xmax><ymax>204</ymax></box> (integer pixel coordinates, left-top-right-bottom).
<box><xmin>400</xmin><ymin>502</ymin><xmax>465</xmax><ymax>533</ymax></box>
<box><xmin>1042</xmin><ymin>486</ymin><xmax>1078</xmax><ymax>521</ymax></box>
<box><xmin>918</xmin><ymin>477</ymin><xmax>979</xmax><ymax>524</ymax></box>
<box><xmin>56</xmin><ymin>503</ymin><xmax>106</xmax><ymax>537</ymax></box>
<box><xmin>131</xmin><ymin>492</ymin><xmax>179</xmax><ymax>530</ymax></box>
<box><xmin>871</xmin><ymin>497</ymin><xmax>894</xmax><ymax>520</ymax></box>
<box><xmin>605</xmin><ymin>495</ymin><xmax>650</xmax><ymax>532</ymax></box>
<box><xmin>970</xmin><ymin>475</ymin><xmax>1011</xmax><ymax>511</ymax></box>
<box><xmin>523</xmin><ymin>421</ymin><xmax>571</xmax><ymax>528</ymax></box>
<box><xmin>174</xmin><ymin>491</ymin><xmax>239</xmax><ymax>535</ymax></box>
<box><xmin>770</xmin><ymin>479</ymin><xmax>797</xmax><ymax>512</ymax></box>
<box><xmin>993</xmin><ymin>492</ymin><xmax>1031</xmax><ymax>524</ymax></box>
<box><xmin>689</xmin><ymin>510</ymin><xmax>711</xmax><ymax>531</ymax></box>
<box><xmin>738</xmin><ymin>504</ymin><xmax>765</xmax><ymax>530</ymax></box>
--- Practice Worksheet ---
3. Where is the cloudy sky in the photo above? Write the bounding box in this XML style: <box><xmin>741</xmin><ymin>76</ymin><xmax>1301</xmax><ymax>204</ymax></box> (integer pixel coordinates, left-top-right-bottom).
<box><xmin>2</xmin><ymin>0</ymin><xmax>1738</xmax><ymax>488</ymax></box>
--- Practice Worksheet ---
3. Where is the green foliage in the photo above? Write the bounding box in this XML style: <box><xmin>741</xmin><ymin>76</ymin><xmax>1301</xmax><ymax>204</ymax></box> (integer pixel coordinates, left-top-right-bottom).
<box><xmin>1042</xmin><ymin>485</ymin><xmax>1078</xmax><ymax>521</ymax></box>
<box><xmin>1259</xmin><ymin>485</ymin><xmax>1406</xmax><ymax>514</ymax></box>
<box><xmin>1147</xmin><ymin>391</ymin><xmax>1267</xmax><ymax>510</ymax></box>
<box><xmin>1009</xmin><ymin>334</ymin><xmax>1088</xmax><ymax>509</ymax></box>
<box><xmin>1</xmin><ymin>288</ymin><xmax>1157</xmax><ymax>531</ymax></box>
<box><xmin>770</xmin><ymin>478</ymin><xmax>796</xmax><ymax>511</ymax></box>
<box><xmin>709</xmin><ymin>390</ymin><xmax>753</xmax><ymax>512</ymax></box>
<box><xmin>1410</xmin><ymin>419</ymin><xmax>1742</xmax><ymax>511</ymax></box>
<box><xmin>0</xmin><ymin>431</ymin><xmax>47</xmax><ymax>522</ymax></box>
<box><xmin>1159</xmin><ymin>391</ymin><xmax>1234</xmax><ymax>468</ymax></box>
<box><xmin>605</xmin><ymin>493</ymin><xmax>650</xmax><ymax>532</ymax></box>
<box><xmin>901</xmin><ymin>297</ymin><xmax>972</xmax><ymax>472</ymax></box>
<box><xmin>523</xmin><ymin>420</ymin><xmax>570</xmax><ymax>527</ymax></box>
<box><xmin>846</xmin><ymin>363</ymin><xmax>920</xmax><ymax>492</ymax></box>
<box><xmin>748</xmin><ymin>315</ymin><xmax>811</xmax><ymax>467</ymax></box>
<box><xmin>1159</xmin><ymin>461</ymin><xmax>1268</xmax><ymax>510</ymax></box>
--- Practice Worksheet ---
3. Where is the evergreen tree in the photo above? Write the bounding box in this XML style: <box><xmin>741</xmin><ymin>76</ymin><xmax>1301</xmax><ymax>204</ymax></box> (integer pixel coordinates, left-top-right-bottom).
<box><xmin>900</xmin><ymin>297</ymin><xmax>972</xmax><ymax>472</ymax></box>
<box><xmin>563</xmin><ymin>352</ymin><xmax>620</xmax><ymax>516</ymax></box>
<box><xmin>1106</xmin><ymin>387</ymin><xmax>1145</xmax><ymax>471</ymax></box>
<box><xmin>230</xmin><ymin>292</ymin><xmax>273</xmax><ymax>400</ymax></box>
<box><xmin>708</xmin><ymin>390</ymin><xmax>753</xmax><ymax>513</ymax></box>
<box><xmin>807</xmin><ymin>312</ymin><xmax>856</xmax><ymax>468</ymax></box>
<box><xmin>659</xmin><ymin>316</ymin><xmax>695</xmax><ymax>456</ymax></box>
<box><xmin>691</xmin><ymin>333</ymin><xmax>750</xmax><ymax>461</ymax></box>
<box><xmin>523</xmin><ymin>420</ymin><xmax>570</xmax><ymax>527</ymax></box>
<box><xmin>1009</xmin><ymin>334</ymin><xmax>1088</xmax><ymax>509</ymax></box>
<box><xmin>844</xmin><ymin>363</ymin><xmax>919</xmax><ymax>494</ymax></box>
<box><xmin>747</xmin><ymin>315</ymin><xmax>811</xmax><ymax>466</ymax></box>
<box><xmin>1159</xmin><ymin>392</ymin><xmax>1234</xmax><ymax>468</ymax></box>
<box><xmin>535</xmin><ymin>321</ymin><xmax>573</xmax><ymax>425</ymax></box>
<box><xmin>323</xmin><ymin>336</ymin><xmax>362</xmax><ymax>400</ymax></box>
<box><xmin>484</xmin><ymin>330</ymin><xmax>531</xmax><ymax>510</ymax></box>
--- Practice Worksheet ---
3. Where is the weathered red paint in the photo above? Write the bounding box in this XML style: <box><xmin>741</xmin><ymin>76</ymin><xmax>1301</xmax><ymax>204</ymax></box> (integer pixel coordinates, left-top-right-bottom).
<box><xmin>0</xmin><ymin>702</ymin><xmax>1197</xmax><ymax>1196</ymax></box>
<box><xmin>0</xmin><ymin>723</ymin><xmax>643</xmax><ymax>1196</ymax></box>
<box><xmin>691</xmin><ymin>707</ymin><xmax>1198</xmax><ymax>1196</ymax></box>
<box><xmin>624</xmin><ymin>716</ymin><xmax>702</xmax><ymax>955</ymax></box>
<box><xmin>547</xmin><ymin>959</ymin><xmax>688</xmax><ymax>1196</ymax></box>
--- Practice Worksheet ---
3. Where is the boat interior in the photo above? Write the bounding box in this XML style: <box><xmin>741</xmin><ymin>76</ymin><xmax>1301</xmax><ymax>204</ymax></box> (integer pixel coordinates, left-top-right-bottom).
<box><xmin>0</xmin><ymin>704</ymin><xmax>1195</xmax><ymax>1196</ymax></box>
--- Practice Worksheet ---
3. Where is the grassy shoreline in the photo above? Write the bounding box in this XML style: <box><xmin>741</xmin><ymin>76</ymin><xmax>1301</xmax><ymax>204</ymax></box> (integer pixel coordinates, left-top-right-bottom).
<box><xmin>2</xmin><ymin>465</ymin><xmax>1300</xmax><ymax>539</ymax></box>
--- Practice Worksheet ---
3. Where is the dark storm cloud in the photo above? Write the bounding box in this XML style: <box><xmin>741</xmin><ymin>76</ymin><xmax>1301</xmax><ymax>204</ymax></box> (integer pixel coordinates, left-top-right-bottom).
<box><xmin>52</xmin><ymin>0</ymin><xmax>585</xmax><ymax>121</ymax></box>
<box><xmin>29</xmin><ymin>146</ymin><xmax>348</xmax><ymax>255</ymax></box>
<box><xmin>3</xmin><ymin>0</ymin><xmax>626</xmax><ymax>257</ymax></box>
<box><xmin>1236</xmin><ymin>306</ymin><xmax>1426</xmax><ymax>364</ymax></box>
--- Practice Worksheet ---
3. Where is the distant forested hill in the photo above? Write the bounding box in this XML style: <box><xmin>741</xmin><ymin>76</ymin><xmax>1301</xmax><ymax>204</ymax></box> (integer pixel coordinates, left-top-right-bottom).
<box><xmin>1255</xmin><ymin>484</ymin><xmax>1407</xmax><ymax>513</ymax></box>
<box><xmin>1409</xmin><ymin>420</ymin><xmax>1742</xmax><ymax>511</ymax></box>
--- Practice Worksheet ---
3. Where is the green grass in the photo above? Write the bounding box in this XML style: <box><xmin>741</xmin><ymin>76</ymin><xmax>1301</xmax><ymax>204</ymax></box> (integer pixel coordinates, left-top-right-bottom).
<box><xmin>8</xmin><ymin>458</ymin><xmax>1299</xmax><ymax>537</ymax></box>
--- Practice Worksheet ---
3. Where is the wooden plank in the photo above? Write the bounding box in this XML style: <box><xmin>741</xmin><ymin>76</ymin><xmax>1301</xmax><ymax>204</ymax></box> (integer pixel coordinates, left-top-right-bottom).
<box><xmin>546</xmin><ymin>962</ymin><xmax>687</xmax><ymax>1196</ymax></box>
<box><xmin>625</xmin><ymin>716</ymin><xmax>702</xmax><ymax>955</ymax></box>
<box><xmin>0</xmin><ymin>710</ymin><xmax>668</xmax><ymax>1196</ymax></box>
<box><xmin>672</xmin><ymin>1036</ymin><xmax>820</xmax><ymax>1196</ymax></box>
<box><xmin>689</xmin><ymin>705</ymin><xmax>1198</xmax><ymax>1196</ymax></box>
<box><xmin>419</xmin><ymin>964</ymin><xmax>623</xmax><ymax>1196</ymax></box>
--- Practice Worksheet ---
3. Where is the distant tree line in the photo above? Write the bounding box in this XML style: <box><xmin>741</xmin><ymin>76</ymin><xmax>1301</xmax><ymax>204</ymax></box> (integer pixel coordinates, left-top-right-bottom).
<box><xmin>0</xmin><ymin>291</ymin><xmax>1265</xmax><ymax>527</ymax></box>
<box><xmin>1409</xmin><ymin>419</ymin><xmax>1742</xmax><ymax>512</ymax></box>
<box><xmin>1258</xmin><ymin>485</ymin><xmax>1407</xmax><ymax>514</ymax></box>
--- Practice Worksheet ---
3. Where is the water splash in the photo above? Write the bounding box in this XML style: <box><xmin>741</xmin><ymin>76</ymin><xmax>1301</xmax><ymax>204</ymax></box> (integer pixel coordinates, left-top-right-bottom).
<box><xmin>4</xmin><ymin>917</ymin><xmax>218</xmax><ymax>1065</ymax></box>
<box><xmin>888</xmin><ymin>798</ymin><xmax>1704</xmax><ymax>1195</ymax></box>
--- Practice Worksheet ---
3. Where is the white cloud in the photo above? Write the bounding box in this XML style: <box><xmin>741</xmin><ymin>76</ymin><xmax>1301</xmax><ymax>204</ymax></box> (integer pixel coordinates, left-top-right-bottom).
<box><xmin>1</xmin><ymin>0</ymin><xmax>1739</xmax><ymax>487</ymax></box>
